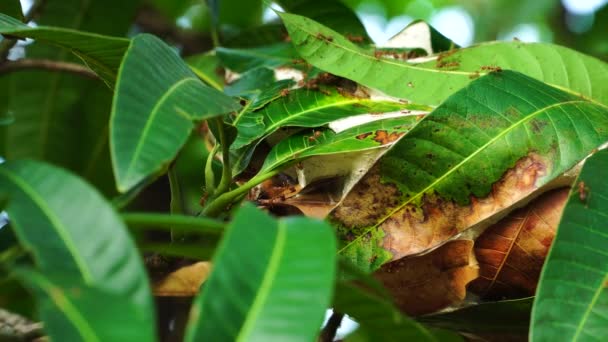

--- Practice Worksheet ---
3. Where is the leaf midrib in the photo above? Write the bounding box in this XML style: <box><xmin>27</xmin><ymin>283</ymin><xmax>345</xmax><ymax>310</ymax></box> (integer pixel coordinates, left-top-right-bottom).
<box><xmin>120</xmin><ymin>77</ymin><xmax>199</xmax><ymax>188</ymax></box>
<box><xmin>237</xmin><ymin>223</ymin><xmax>287</xmax><ymax>340</ymax></box>
<box><xmin>572</xmin><ymin>270</ymin><xmax>608</xmax><ymax>340</ymax></box>
<box><xmin>0</xmin><ymin>167</ymin><xmax>95</xmax><ymax>283</ymax></box>
<box><xmin>24</xmin><ymin>271</ymin><xmax>101</xmax><ymax>342</ymax></box>
<box><xmin>285</xmin><ymin>13</ymin><xmax>472</xmax><ymax>76</ymax></box>
<box><xmin>339</xmin><ymin>100</ymin><xmax>588</xmax><ymax>254</ymax></box>
<box><xmin>263</xmin><ymin>97</ymin><xmax>379</xmax><ymax>135</ymax></box>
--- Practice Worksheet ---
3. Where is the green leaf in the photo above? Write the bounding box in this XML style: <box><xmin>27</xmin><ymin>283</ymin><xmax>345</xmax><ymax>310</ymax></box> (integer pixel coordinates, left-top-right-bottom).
<box><xmin>420</xmin><ymin>298</ymin><xmax>533</xmax><ymax>334</ymax></box>
<box><xmin>384</xmin><ymin>20</ymin><xmax>458</xmax><ymax>54</ymax></box>
<box><xmin>111</xmin><ymin>34</ymin><xmax>240</xmax><ymax>192</ymax></box>
<box><xmin>14</xmin><ymin>269</ymin><xmax>156</xmax><ymax>342</ymax></box>
<box><xmin>224</xmin><ymin>67</ymin><xmax>277</xmax><ymax>97</ymax></box>
<box><xmin>0</xmin><ymin>1</ymin><xmax>22</xmax><ymax>21</ymax></box>
<box><xmin>1</xmin><ymin>1</ymin><xmax>138</xmax><ymax>197</ymax></box>
<box><xmin>260</xmin><ymin>116</ymin><xmax>423</xmax><ymax>174</ymax></box>
<box><xmin>224</xmin><ymin>24</ymin><xmax>288</xmax><ymax>48</ymax></box>
<box><xmin>185</xmin><ymin>204</ymin><xmax>336</xmax><ymax>341</ymax></box>
<box><xmin>280</xmin><ymin>12</ymin><xmax>608</xmax><ymax>106</ymax></box>
<box><xmin>531</xmin><ymin>149</ymin><xmax>608</xmax><ymax>341</ymax></box>
<box><xmin>334</xmin><ymin>281</ymin><xmax>460</xmax><ymax>341</ymax></box>
<box><xmin>232</xmin><ymin>87</ymin><xmax>421</xmax><ymax>150</ymax></box>
<box><xmin>0</xmin><ymin>160</ymin><xmax>153</xmax><ymax>312</ymax></box>
<box><xmin>218</xmin><ymin>0</ymin><xmax>263</xmax><ymax>28</ymax></box>
<box><xmin>331</xmin><ymin>71</ymin><xmax>608</xmax><ymax>272</ymax></box>
<box><xmin>0</xmin><ymin>13</ymin><xmax>130</xmax><ymax>86</ymax></box>
<box><xmin>280</xmin><ymin>0</ymin><xmax>371</xmax><ymax>43</ymax></box>
<box><xmin>186</xmin><ymin>52</ymin><xmax>224</xmax><ymax>91</ymax></box>
<box><xmin>216</xmin><ymin>43</ymin><xmax>299</xmax><ymax>73</ymax></box>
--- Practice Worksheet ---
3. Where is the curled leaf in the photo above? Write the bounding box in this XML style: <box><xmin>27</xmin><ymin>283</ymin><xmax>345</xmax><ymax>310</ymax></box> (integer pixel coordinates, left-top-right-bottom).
<box><xmin>374</xmin><ymin>240</ymin><xmax>479</xmax><ymax>316</ymax></box>
<box><xmin>153</xmin><ymin>262</ymin><xmax>212</xmax><ymax>297</ymax></box>
<box><xmin>468</xmin><ymin>187</ymin><xmax>569</xmax><ymax>300</ymax></box>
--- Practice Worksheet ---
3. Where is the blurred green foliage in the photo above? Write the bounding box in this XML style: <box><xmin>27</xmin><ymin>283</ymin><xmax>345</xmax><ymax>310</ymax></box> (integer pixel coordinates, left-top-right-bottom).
<box><xmin>147</xmin><ymin>0</ymin><xmax>606</xmax><ymax>60</ymax></box>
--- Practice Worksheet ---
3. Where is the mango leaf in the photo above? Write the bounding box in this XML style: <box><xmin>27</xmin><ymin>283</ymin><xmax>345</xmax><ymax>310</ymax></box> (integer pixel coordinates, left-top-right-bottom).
<box><xmin>223</xmin><ymin>24</ymin><xmax>287</xmax><ymax>48</ymax></box>
<box><xmin>184</xmin><ymin>204</ymin><xmax>336</xmax><ymax>341</ymax></box>
<box><xmin>224</xmin><ymin>67</ymin><xmax>277</xmax><ymax>97</ymax></box>
<box><xmin>0</xmin><ymin>160</ymin><xmax>153</xmax><ymax>316</ymax></box>
<box><xmin>280</xmin><ymin>12</ymin><xmax>608</xmax><ymax>106</ymax></box>
<box><xmin>468</xmin><ymin>187</ymin><xmax>569</xmax><ymax>300</ymax></box>
<box><xmin>111</xmin><ymin>34</ymin><xmax>240</xmax><ymax>192</ymax></box>
<box><xmin>186</xmin><ymin>52</ymin><xmax>224</xmax><ymax>90</ymax></box>
<box><xmin>13</xmin><ymin>269</ymin><xmax>156</xmax><ymax>342</ymax></box>
<box><xmin>331</xmin><ymin>71</ymin><xmax>608</xmax><ymax>273</ymax></box>
<box><xmin>0</xmin><ymin>1</ymin><xmax>22</xmax><ymax>21</ymax></box>
<box><xmin>375</xmin><ymin>240</ymin><xmax>479</xmax><ymax>316</ymax></box>
<box><xmin>216</xmin><ymin>43</ymin><xmax>299</xmax><ymax>73</ymax></box>
<box><xmin>1</xmin><ymin>0</ymin><xmax>138</xmax><ymax>197</ymax></box>
<box><xmin>531</xmin><ymin>149</ymin><xmax>608</xmax><ymax>341</ymax></box>
<box><xmin>232</xmin><ymin>86</ymin><xmax>422</xmax><ymax>150</ymax></box>
<box><xmin>260</xmin><ymin>116</ymin><xmax>423</xmax><ymax>174</ymax></box>
<box><xmin>0</xmin><ymin>13</ymin><xmax>130</xmax><ymax>86</ymax></box>
<box><xmin>420</xmin><ymin>298</ymin><xmax>533</xmax><ymax>335</ymax></box>
<box><xmin>280</xmin><ymin>0</ymin><xmax>371</xmax><ymax>43</ymax></box>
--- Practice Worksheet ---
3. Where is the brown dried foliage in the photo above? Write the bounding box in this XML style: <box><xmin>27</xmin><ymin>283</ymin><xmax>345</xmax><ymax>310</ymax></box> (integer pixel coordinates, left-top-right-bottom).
<box><xmin>468</xmin><ymin>187</ymin><xmax>569</xmax><ymax>299</ymax></box>
<box><xmin>383</xmin><ymin>153</ymin><xmax>550</xmax><ymax>259</ymax></box>
<box><xmin>374</xmin><ymin>240</ymin><xmax>479</xmax><ymax>316</ymax></box>
<box><xmin>153</xmin><ymin>262</ymin><xmax>211</xmax><ymax>296</ymax></box>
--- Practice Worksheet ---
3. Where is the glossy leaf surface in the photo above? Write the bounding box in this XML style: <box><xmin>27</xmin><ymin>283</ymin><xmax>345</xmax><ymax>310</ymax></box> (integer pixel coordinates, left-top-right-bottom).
<box><xmin>0</xmin><ymin>13</ymin><xmax>129</xmax><ymax>86</ymax></box>
<box><xmin>111</xmin><ymin>34</ymin><xmax>240</xmax><ymax>192</ymax></box>
<box><xmin>14</xmin><ymin>269</ymin><xmax>156</xmax><ymax>342</ymax></box>
<box><xmin>531</xmin><ymin>149</ymin><xmax>608</xmax><ymax>341</ymax></box>
<box><xmin>280</xmin><ymin>12</ymin><xmax>608</xmax><ymax>106</ymax></box>
<box><xmin>0</xmin><ymin>160</ymin><xmax>153</xmax><ymax>310</ymax></box>
<box><xmin>232</xmin><ymin>87</ymin><xmax>420</xmax><ymax>150</ymax></box>
<box><xmin>260</xmin><ymin>116</ymin><xmax>422</xmax><ymax>174</ymax></box>
<box><xmin>331</xmin><ymin>71</ymin><xmax>608</xmax><ymax>272</ymax></box>
<box><xmin>185</xmin><ymin>204</ymin><xmax>336</xmax><ymax>342</ymax></box>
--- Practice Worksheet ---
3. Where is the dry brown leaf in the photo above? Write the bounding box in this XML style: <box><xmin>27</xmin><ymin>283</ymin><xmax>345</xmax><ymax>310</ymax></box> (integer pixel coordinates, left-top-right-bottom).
<box><xmin>153</xmin><ymin>262</ymin><xmax>211</xmax><ymax>297</ymax></box>
<box><xmin>374</xmin><ymin>239</ymin><xmax>479</xmax><ymax>316</ymax></box>
<box><xmin>333</xmin><ymin>153</ymin><xmax>573</xmax><ymax>261</ymax></box>
<box><xmin>468</xmin><ymin>187</ymin><xmax>569</xmax><ymax>300</ymax></box>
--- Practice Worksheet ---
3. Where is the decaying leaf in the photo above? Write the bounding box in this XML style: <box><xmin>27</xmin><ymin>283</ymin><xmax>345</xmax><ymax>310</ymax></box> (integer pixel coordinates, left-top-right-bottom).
<box><xmin>374</xmin><ymin>240</ymin><xmax>479</xmax><ymax>316</ymax></box>
<box><xmin>331</xmin><ymin>71</ymin><xmax>608</xmax><ymax>274</ymax></box>
<box><xmin>153</xmin><ymin>262</ymin><xmax>211</xmax><ymax>297</ymax></box>
<box><xmin>468</xmin><ymin>187</ymin><xmax>569</xmax><ymax>300</ymax></box>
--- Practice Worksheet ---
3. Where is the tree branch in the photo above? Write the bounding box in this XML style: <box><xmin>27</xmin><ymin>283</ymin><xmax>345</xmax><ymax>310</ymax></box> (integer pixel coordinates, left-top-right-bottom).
<box><xmin>0</xmin><ymin>59</ymin><xmax>99</xmax><ymax>79</ymax></box>
<box><xmin>319</xmin><ymin>312</ymin><xmax>344</xmax><ymax>342</ymax></box>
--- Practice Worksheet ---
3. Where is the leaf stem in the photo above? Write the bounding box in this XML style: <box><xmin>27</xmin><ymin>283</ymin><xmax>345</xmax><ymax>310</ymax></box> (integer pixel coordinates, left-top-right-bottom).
<box><xmin>168</xmin><ymin>164</ymin><xmax>185</xmax><ymax>215</ymax></box>
<box><xmin>0</xmin><ymin>59</ymin><xmax>99</xmax><ymax>79</ymax></box>
<box><xmin>122</xmin><ymin>212</ymin><xmax>224</xmax><ymax>234</ymax></box>
<box><xmin>202</xmin><ymin>169</ymin><xmax>281</xmax><ymax>217</ymax></box>
<box><xmin>213</xmin><ymin>118</ymin><xmax>232</xmax><ymax>197</ymax></box>
<box><xmin>205</xmin><ymin>144</ymin><xmax>220</xmax><ymax>195</ymax></box>
<box><xmin>319</xmin><ymin>311</ymin><xmax>344</xmax><ymax>342</ymax></box>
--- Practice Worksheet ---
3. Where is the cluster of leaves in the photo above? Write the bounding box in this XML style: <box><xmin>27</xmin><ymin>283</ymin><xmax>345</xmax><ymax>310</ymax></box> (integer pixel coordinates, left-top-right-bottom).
<box><xmin>1</xmin><ymin>0</ymin><xmax>608</xmax><ymax>341</ymax></box>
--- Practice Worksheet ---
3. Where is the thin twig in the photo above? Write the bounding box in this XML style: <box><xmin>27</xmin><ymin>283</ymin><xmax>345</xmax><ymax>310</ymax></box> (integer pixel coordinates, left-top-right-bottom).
<box><xmin>0</xmin><ymin>58</ymin><xmax>99</xmax><ymax>79</ymax></box>
<box><xmin>319</xmin><ymin>312</ymin><xmax>344</xmax><ymax>342</ymax></box>
<box><xmin>213</xmin><ymin>117</ymin><xmax>233</xmax><ymax>197</ymax></box>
